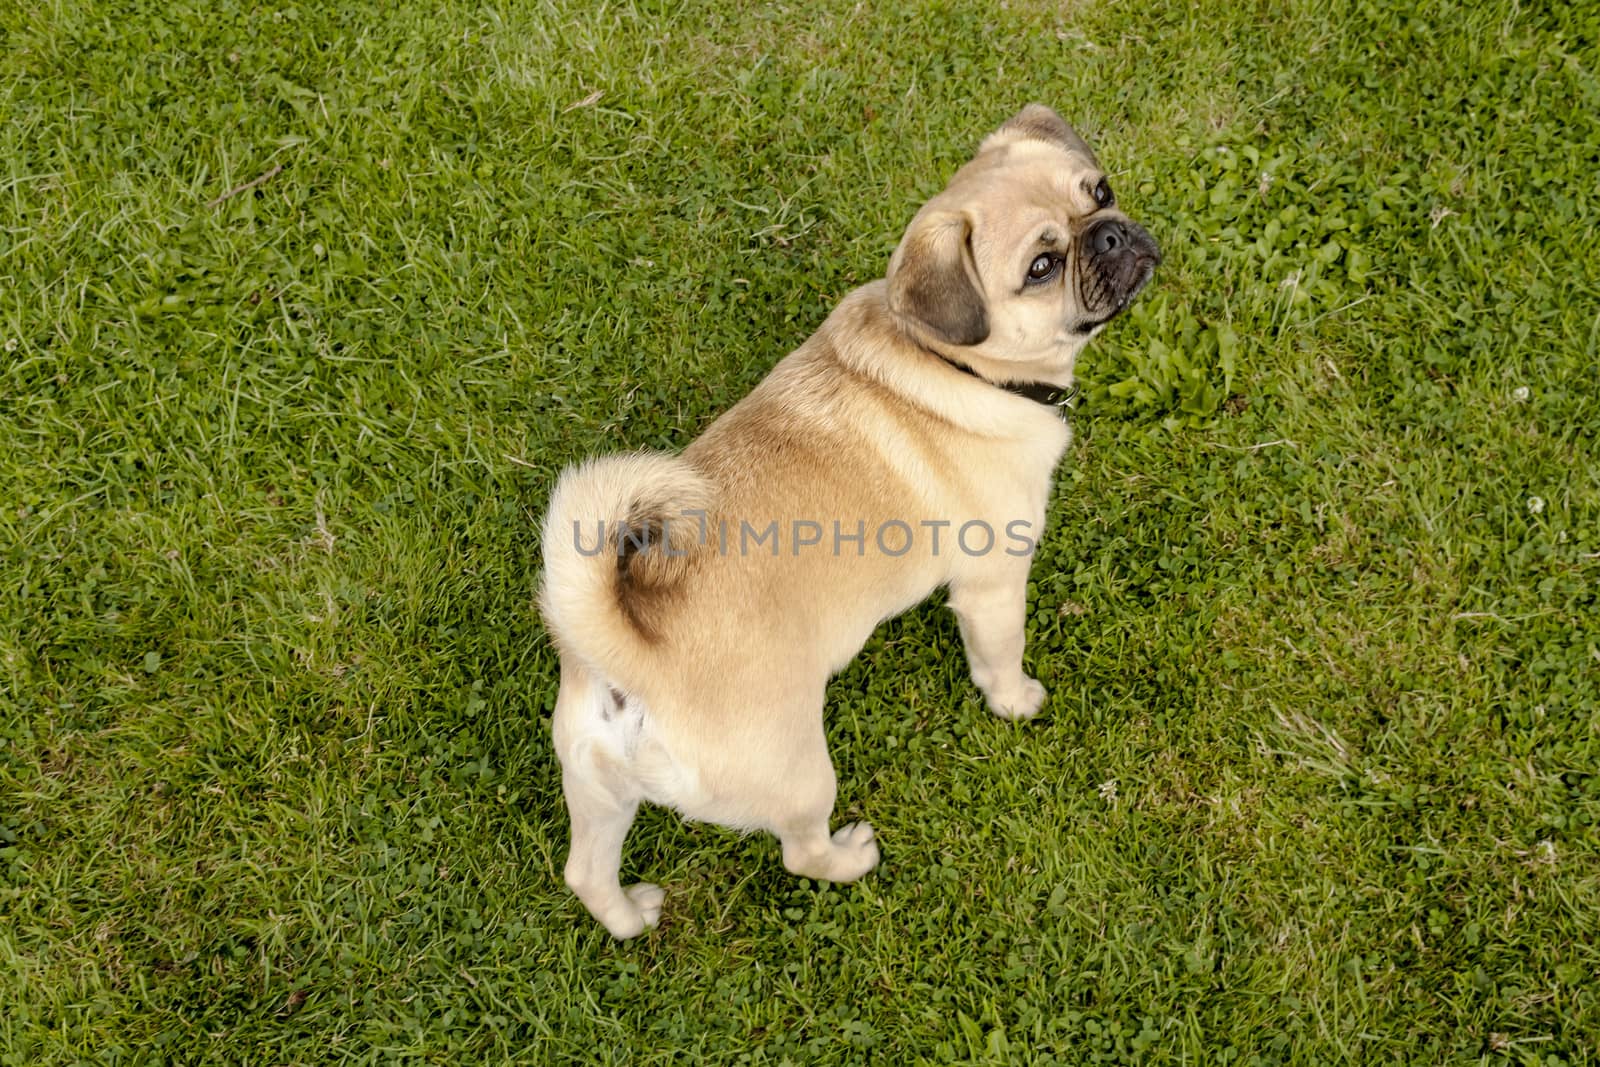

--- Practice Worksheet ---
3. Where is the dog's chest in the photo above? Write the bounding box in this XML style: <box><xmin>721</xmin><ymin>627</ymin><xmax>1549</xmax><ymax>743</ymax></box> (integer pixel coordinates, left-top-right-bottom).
<box><xmin>961</xmin><ymin>416</ymin><xmax>1071</xmax><ymax>518</ymax></box>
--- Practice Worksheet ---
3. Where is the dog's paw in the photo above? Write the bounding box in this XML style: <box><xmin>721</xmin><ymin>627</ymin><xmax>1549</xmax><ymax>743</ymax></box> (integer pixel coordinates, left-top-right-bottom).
<box><xmin>827</xmin><ymin>822</ymin><xmax>881</xmax><ymax>882</ymax></box>
<box><xmin>986</xmin><ymin>676</ymin><xmax>1047</xmax><ymax>721</ymax></box>
<box><xmin>597</xmin><ymin>883</ymin><xmax>664</xmax><ymax>939</ymax></box>
<box><xmin>623</xmin><ymin>882</ymin><xmax>665</xmax><ymax>929</ymax></box>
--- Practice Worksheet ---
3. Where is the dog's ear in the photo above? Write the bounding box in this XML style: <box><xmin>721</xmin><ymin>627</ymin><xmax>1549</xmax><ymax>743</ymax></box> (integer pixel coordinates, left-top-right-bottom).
<box><xmin>986</xmin><ymin>103</ymin><xmax>1099</xmax><ymax>168</ymax></box>
<box><xmin>886</xmin><ymin>210</ymin><xmax>989</xmax><ymax>347</ymax></box>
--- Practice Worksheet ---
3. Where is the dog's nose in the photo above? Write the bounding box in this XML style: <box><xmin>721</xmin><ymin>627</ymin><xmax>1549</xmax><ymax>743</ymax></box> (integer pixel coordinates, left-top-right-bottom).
<box><xmin>1088</xmin><ymin>218</ymin><xmax>1128</xmax><ymax>256</ymax></box>
<box><xmin>1090</xmin><ymin>218</ymin><xmax>1162</xmax><ymax>267</ymax></box>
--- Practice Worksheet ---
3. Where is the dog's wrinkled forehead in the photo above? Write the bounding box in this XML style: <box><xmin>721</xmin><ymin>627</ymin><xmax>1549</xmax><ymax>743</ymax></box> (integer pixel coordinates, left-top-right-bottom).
<box><xmin>980</xmin><ymin>104</ymin><xmax>1101</xmax><ymax>168</ymax></box>
<box><xmin>936</xmin><ymin>106</ymin><xmax>1106</xmax><ymax>222</ymax></box>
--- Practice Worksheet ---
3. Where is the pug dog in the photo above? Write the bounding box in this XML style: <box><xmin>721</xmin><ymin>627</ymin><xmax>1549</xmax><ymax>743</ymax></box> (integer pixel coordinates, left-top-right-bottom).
<box><xmin>540</xmin><ymin>104</ymin><xmax>1160</xmax><ymax>938</ymax></box>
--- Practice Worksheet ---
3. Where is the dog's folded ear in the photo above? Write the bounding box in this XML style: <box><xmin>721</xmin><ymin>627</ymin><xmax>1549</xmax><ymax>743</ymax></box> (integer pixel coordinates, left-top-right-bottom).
<box><xmin>886</xmin><ymin>210</ymin><xmax>989</xmax><ymax>347</ymax></box>
<box><xmin>986</xmin><ymin>104</ymin><xmax>1099</xmax><ymax>168</ymax></box>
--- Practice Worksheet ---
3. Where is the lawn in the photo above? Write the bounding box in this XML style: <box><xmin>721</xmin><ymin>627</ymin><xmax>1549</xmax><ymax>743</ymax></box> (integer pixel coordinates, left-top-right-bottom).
<box><xmin>2</xmin><ymin>0</ymin><xmax>1597</xmax><ymax>1062</ymax></box>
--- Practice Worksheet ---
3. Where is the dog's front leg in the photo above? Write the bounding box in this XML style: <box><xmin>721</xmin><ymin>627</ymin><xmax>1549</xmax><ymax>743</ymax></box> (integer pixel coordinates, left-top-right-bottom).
<box><xmin>948</xmin><ymin>570</ymin><xmax>1047</xmax><ymax>720</ymax></box>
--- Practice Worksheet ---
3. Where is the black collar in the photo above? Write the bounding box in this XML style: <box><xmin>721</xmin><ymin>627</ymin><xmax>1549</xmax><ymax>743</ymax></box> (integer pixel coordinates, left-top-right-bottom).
<box><xmin>934</xmin><ymin>352</ymin><xmax>1080</xmax><ymax>410</ymax></box>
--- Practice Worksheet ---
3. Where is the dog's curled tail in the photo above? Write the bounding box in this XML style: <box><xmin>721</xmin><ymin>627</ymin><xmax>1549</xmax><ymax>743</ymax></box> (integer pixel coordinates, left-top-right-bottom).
<box><xmin>539</xmin><ymin>452</ymin><xmax>713</xmax><ymax>686</ymax></box>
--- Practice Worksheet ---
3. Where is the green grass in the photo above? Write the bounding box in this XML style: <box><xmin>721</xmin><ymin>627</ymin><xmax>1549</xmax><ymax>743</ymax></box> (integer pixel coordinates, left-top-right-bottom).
<box><xmin>2</xmin><ymin>0</ymin><xmax>1597</xmax><ymax>1062</ymax></box>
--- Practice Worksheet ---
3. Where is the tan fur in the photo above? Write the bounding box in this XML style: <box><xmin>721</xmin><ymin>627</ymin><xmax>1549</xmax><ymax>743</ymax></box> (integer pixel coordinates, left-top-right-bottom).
<box><xmin>539</xmin><ymin>106</ymin><xmax>1159</xmax><ymax>938</ymax></box>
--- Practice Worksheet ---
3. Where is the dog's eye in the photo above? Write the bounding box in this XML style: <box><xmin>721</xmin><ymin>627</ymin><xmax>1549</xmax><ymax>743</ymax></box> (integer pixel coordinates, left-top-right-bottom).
<box><xmin>1093</xmin><ymin>178</ymin><xmax>1114</xmax><ymax>208</ymax></box>
<box><xmin>1025</xmin><ymin>253</ymin><xmax>1059</xmax><ymax>284</ymax></box>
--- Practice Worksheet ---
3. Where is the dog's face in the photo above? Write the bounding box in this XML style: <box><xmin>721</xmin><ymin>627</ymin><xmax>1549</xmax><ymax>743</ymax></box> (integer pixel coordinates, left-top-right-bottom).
<box><xmin>887</xmin><ymin>104</ymin><xmax>1160</xmax><ymax>376</ymax></box>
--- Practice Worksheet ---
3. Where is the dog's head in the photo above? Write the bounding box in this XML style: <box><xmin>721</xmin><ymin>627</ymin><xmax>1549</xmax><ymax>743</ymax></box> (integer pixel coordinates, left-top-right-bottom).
<box><xmin>886</xmin><ymin>105</ymin><xmax>1160</xmax><ymax>376</ymax></box>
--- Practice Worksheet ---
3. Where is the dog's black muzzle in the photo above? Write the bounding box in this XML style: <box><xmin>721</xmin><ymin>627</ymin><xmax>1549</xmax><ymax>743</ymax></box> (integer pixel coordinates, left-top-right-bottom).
<box><xmin>1078</xmin><ymin>218</ymin><xmax>1161</xmax><ymax>329</ymax></box>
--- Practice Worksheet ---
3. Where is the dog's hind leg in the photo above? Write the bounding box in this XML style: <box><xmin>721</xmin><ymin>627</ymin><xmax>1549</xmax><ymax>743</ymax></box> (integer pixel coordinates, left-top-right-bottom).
<box><xmin>755</xmin><ymin>716</ymin><xmax>880</xmax><ymax>884</ymax></box>
<box><xmin>551</xmin><ymin>665</ymin><xmax>664</xmax><ymax>939</ymax></box>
